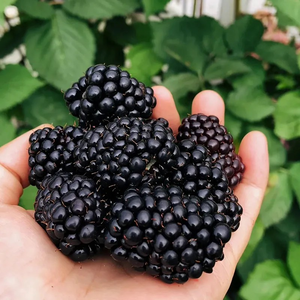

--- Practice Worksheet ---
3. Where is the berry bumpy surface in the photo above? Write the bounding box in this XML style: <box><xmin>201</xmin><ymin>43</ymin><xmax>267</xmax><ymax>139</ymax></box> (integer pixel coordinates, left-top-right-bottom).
<box><xmin>74</xmin><ymin>116</ymin><xmax>180</xmax><ymax>194</ymax></box>
<box><xmin>28</xmin><ymin>126</ymin><xmax>86</xmax><ymax>188</ymax></box>
<box><xmin>176</xmin><ymin>114</ymin><xmax>245</xmax><ymax>188</ymax></box>
<box><xmin>104</xmin><ymin>183</ymin><xmax>238</xmax><ymax>284</ymax></box>
<box><xmin>63</xmin><ymin>64</ymin><xmax>157</xmax><ymax>128</ymax></box>
<box><xmin>34</xmin><ymin>173</ymin><xmax>110</xmax><ymax>261</ymax></box>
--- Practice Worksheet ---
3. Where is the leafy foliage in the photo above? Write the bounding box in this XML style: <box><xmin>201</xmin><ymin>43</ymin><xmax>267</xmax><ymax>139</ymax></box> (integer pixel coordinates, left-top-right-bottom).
<box><xmin>1</xmin><ymin>1</ymin><xmax>300</xmax><ymax>299</ymax></box>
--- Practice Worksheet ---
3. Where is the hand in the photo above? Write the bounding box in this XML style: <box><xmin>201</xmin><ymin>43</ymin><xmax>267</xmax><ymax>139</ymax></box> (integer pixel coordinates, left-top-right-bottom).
<box><xmin>0</xmin><ymin>87</ymin><xmax>269</xmax><ymax>300</ymax></box>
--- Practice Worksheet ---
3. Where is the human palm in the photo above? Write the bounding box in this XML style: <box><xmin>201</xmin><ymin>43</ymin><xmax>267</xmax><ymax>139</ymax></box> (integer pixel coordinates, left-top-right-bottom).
<box><xmin>0</xmin><ymin>87</ymin><xmax>268</xmax><ymax>300</ymax></box>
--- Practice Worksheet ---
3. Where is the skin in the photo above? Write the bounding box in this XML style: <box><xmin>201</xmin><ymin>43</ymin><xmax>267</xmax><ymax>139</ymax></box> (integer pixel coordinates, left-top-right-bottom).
<box><xmin>0</xmin><ymin>87</ymin><xmax>269</xmax><ymax>300</ymax></box>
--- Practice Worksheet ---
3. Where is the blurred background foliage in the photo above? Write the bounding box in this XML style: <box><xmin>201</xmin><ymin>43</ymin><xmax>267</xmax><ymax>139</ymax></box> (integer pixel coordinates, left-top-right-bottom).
<box><xmin>1</xmin><ymin>0</ymin><xmax>300</xmax><ymax>299</ymax></box>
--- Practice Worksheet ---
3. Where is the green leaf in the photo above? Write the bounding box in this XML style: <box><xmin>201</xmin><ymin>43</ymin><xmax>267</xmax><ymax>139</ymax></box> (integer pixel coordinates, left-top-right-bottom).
<box><xmin>152</xmin><ymin>16</ymin><xmax>227</xmax><ymax>72</ymax></box>
<box><xmin>229</xmin><ymin>57</ymin><xmax>265</xmax><ymax>89</ymax></box>
<box><xmin>125</xmin><ymin>43</ymin><xmax>163</xmax><ymax>86</ymax></box>
<box><xmin>162</xmin><ymin>73</ymin><xmax>201</xmax><ymax>102</ymax></box>
<box><xmin>276</xmin><ymin>9</ymin><xmax>298</xmax><ymax>28</ymax></box>
<box><xmin>227</xmin><ymin>87</ymin><xmax>275</xmax><ymax>122</ymax></box>
<box><xmin>275</xmin><ymin>74</ymin><xmax>297</xmax><ymax>90</ymax></box>
<box><xmin>0</xmin><ymin>65</ymin><xmax>44</xmax><ymax>112</ymax></box>
<box><xmin>274</xmin><ymin>91</ymin><xmax>300</xmax><ymax>140</ymax></box>
<box><xmin>246</xmin><ymin>125</ymin><xmax>286</xmax><ymax>171</ymax></box>
<box><xmin>25</xmin><ymin>10</ymin><xmax>95</xmax><ymax>91</ymax></box>
<box><xmin>225</xmin><ymin>112</ymin><xmax>243</xmax><ymax>139</ymax></box>
<box><xmin>271</xmin><ymin>0</ymin><xmax>300</xmax><ymax>27</ymax></box>
<box><xmin>238</xmin><ymin>228</ymin><xmax>287</xmax><ymax>282</ymax></box>
<box><xmin>260</xmin><ymin>170</ymin><xmax>293</xmax><ymax>228</ymax></box>
<box><xmin>63</xmin><ymin>0</ymin><xmax>140</xmax><ymax>20</ymax></box>
<box><xmin>142</xmin><ymin>0</ymin><xmax>169</xmax><ymax>16</ymax></box>
<box><xmin>204</xmin><ymin>58</ymin><xmax>250</xmax><ymax>81</ymax></box>
<box><xmin>255</xmin><ymin>41</ymin><xmax>299</xmax><ymax>74</ymax></box>
<box><xmin>22</xmin><ymin>86</ymin><xmax>76</xmax><ymax>127</ymax></box>
<box><xmin>225</xmin><ymin>15</ymin><xmax>264</xmax><ymax>55</ymax></box>
<box><xmin>19</xmin><ymin>185</ymin><xmax>37</xmax><ymax>210</ymax></box>
<box><xmin>16</xmin><ymin>0</ymin><xmax>54</xmax><ymax>20</ymax></box>
<box><xmin>0</xmin><ymin>25</ymin><xmax>26</xmax><ymax>59</ymax></box>
<box><xmin>240</xmin><ymin>260</ymin><xmax>300</xmax><ymax>300</ymax></box>
<box><xmin>164</xmin><ymin>39</ymin><xmax>207</xmax><ymax>75</ymax></box>
<box><xmin>288</xmin><ymin>241</ymin><xmax>300</xmax><ymax>288</ymax></box>
<box><xmin>289</xmin><ymin>162</ymin><xmax>300</xmax><ymax>206</ymax></box>
<box><xmin>239</xmin><ymin>217</ymin><xmax>265</xmax><ymax>264</ymax></box>
<box><xmin>0</xmin><ymin>113</ymin><xmax>15</xmax><ymax>146</ymax></box>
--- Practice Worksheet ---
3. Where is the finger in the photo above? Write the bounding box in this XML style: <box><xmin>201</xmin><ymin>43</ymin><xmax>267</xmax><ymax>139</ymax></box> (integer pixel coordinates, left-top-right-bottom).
<box><xmin>152</xmin><ymin>86</ymin><xmax>181</xmax><ymax>135</ymax></box>
<box><xmin>227</xmin><ymin>131</ymin><xmax>269</xmax><ymax>261</ymax></box>
<box><xmin>192</xmin><ymin>90</ymin><xmax>225</xmax><ymax>125</ymax></box>
<box><xmin>0</xmin><ymin>124</ymin><xmax>53</xmax><ymax>205</ymax></box>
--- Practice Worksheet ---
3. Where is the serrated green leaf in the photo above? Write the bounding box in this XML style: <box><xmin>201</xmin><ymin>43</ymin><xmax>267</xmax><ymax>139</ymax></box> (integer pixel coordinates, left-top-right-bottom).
<box><xmin>239</xmin><ymin>217</ymin><xmax>265</xmax><ymax>264</ymax></box>
<box><xmin>0</xmin><ymin>113</ymin><xmax>15</xmax><ymax>146</ymax></box>
<box><xmin>63</xmin><ymin>0</ymin><xmax>140</xmax><ymax>20</ymax></box>
<box><xmin>229</xmin><ymin>57</ymin><xmax>265</xmax><ymax>89</ymax></box>
<box><xmin>25</xmin><ymin>10</ymin><xmax>95</xmax><ymax>91</ymax></box>
<box><xmin>238</xmin><ymin>228</ymin><xmax>287</xmax><ymax>282</ymax></box>
<box><xmin>142</xmin><ymin>0</ymin><xmax>169</xmax><ymax>17</ymax></box>
<box><xmin>255</xmin><ymin>41</ymin><xmax>299</xmax><ymax>74</ymax></box>
<box><xmin>164</xmin><ymin>39</ymin><xmax>207</xmax><ymax>75</ymax></box>
<box><xmin>0</xmin><ymin>65</ymin><xmax>44</xmax><ymax>112</ymax></box>
<box><xmin>240</xmin><ymin>260</ymin><xmax>300</xmax><ymax>300</ymax></box>
<box><xmin>19</xmin><ymin>185</ymin><xmax>37</xmax><ymax>210</ymax></box>
<box><xmin>226</xmin><ymin>87</ymin><xmax>275</xmax><ymax>122</ymax></box>
<box><xmin>274</xmin><ymin>91</ymin><xmax>300</xmax><ymax>140</ymax></box>
<box><xmin>16</xmin><ymin>0</ymin><xmax>54</xmax><ymax>20</ymax></box>
<box><xmin>0</xmin><ymin>25</ymin><xmax>26</xmax><ymax>59</ymax></box>
<box><xmin>204</xmin><ymin>58</ymin><xmax>250</xmax><ymax>81</ymax></box>
<box><xmin>152</xmin><ymin>16</ymin><xmax>227</xmax><ymax>72</ymax></box>
<box><xmin>289</xmin><ymin>162</ymin><xmax>300</xmax><ymax>206</ymax></box>
<box><xmin>260</xmin><ymin>170</ymin><xmax>293</xmax><ymax>228</ymax></box>
<box><xmin>225</xmin><ymin>112</ymin><xmax>243</xmax><ymax>139</ymax></box>
<box><xmin>246</xmin><ymin>125</ymin><xmax>286</xmax><ymax>171</ymax></box>
<box><xmin>288</xmin><ymin>241</ymin><xmax>300</xmax><ymax>288</ymax></box>
<box><xmin>22</xmin><ymin>86</ymin><xmax>76</xmax><ymax>127</ymax></box>
<box><xmin>162</xmin><ymin>73</ymin><xmax>200</xmax><ymax>102</ymax></box>
<box><xmin>271</xmin><ymin>0</ymin><xmax>300</xmax><ymax>27</ymax></box>
<box><xmin>125</xmin><ymin>42</ymin><xmax>163</xmax><ymax>86</ymax></box>
<box><xmin>225</xmin><ymin>15</ymin><xmax>264</xmax><ymax>55</ymax></box>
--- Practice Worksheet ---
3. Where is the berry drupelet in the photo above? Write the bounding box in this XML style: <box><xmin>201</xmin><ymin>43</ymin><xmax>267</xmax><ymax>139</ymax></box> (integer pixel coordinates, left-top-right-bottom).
<box><xmin>74</xmin><ymin>117</ymin><xmax>180</xmax><ymax>193</ymax></box>
<box><xmin>176</xmin><ymin>114</ymin><xmax>245</xmax><ymax>188</ymax></box>
<box><xmin>63</xmin><ymin>64</ymin><xmax>157</xmax><ymax>128</ymax></box>
<box><xmin>34</xmin><ymin>173</ymin><xmax>110</xmax><ymax>261</ymax></box>
<box><xmin>104</xmin><ymin>183</ymin><xmax>234</xmax><ymax>284</ymax></box>
<box><xmin>28</xmin><ymin>126</ymin><xmax>86</xmax><ymax>188</ymax></box>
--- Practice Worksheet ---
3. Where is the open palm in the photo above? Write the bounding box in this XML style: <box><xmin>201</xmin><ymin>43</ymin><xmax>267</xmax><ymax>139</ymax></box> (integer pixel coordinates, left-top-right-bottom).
<box><xmin>0</xmin><ymin>87</ymin><xmax>268</xmax><ymax>300</ymax></box>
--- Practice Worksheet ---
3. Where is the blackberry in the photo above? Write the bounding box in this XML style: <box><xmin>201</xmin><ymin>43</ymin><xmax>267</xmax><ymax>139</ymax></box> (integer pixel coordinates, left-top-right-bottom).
<box><xmin>176</xmin><ymin>114</ymin><xmax>245</xmax><ymax>188</ymax></box>
<box><xmin>34</xmin><ymin>173</ymin><xmax>110</xmax><ymax>261</ymax></box>
<box><xmin>153</xmin><ymin>139</ymin><xmax>243</xmax><ymax>231</ymax></box>
<box><xmin>105</xmin><ymin>182</ymin><xmax>236</xmax><ymax>284</ymax></box>
<box><xmin>74</xmin><ymin>117</ymin><xmax>179</xmax><ymax>193</ymax></box>
<box><xmin>63</xmin><ymin>64</ymin><xmax>156</xmax><ymax>128</ymax></box>
<box><xmin>28</xmin><ymin>126</ymin><xmax>86</xmax><ymax>188</ymax></box>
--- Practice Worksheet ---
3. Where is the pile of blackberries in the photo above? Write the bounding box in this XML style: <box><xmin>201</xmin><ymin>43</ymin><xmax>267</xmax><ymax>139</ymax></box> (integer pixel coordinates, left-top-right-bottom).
<box><xmin>28</xmin><ymin>64</ymin><xmax>244</xmax><ymax>284</ymax></box>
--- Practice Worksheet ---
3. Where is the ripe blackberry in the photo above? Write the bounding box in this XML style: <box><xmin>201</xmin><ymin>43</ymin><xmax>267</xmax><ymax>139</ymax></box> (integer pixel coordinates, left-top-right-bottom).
<box><xmin>176</xmin><ymin>114</ymin><xmax>245</xmax><ymax>188</ymax></box>
<box><xmin>34</xmin><ymin>173</ymin><xmax>110</xmax><ymax>261</ymax></box>
<box><xmin>63</xmin><ymin>64</ymin><xmax>156</xmax><ymax>128</ymax></box>
<box><xmin>74</xmin><ymin>117</ymin><xmax>179</xmax><ymax>193</ymax></box>
<box><xmin>104</xmin><ymin>182</ymin><xmax>236</xmax><ymax>284</ymax></box>
<box><xmin>153</xmin><ymin>139</ymin><xmax>243</xmax><ymax>231</ymax></box>
<box><xmin>28</xmin><ymin>126</ymin><xmax>86</xmax><ymax>188</ymax></box>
